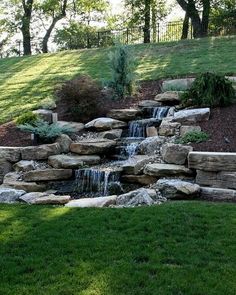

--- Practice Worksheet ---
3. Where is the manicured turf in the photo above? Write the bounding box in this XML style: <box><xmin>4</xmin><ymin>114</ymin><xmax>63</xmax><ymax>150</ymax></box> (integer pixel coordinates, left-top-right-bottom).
<box><xmin>0</xmin><ymin>201</ymin><xmax>236</xmax><ymax>295</ymax></box>
<box><xmin>0</xmin><ymin>36</ymin><xmax>236</xmax><ymax>123</ymax></box>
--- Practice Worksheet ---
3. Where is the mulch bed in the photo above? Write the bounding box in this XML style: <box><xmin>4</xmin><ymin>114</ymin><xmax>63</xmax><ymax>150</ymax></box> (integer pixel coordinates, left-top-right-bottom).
<box><xmin>0</xmin><ymin>79</ymin><xmax>235</xmax><ymax>152</ymax></box>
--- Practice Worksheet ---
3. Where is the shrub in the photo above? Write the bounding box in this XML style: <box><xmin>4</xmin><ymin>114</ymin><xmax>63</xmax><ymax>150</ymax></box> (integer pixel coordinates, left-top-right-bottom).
<box><xmin>19</xmin><ymin>120</ymin><xmax>75</xmax><ymax>143</ymax></box>
<box><xmin>109</xmin><ymin>44</ymin><xmax>137</xmax><ymax>99</ymax></box>
<box><xmin>181</xmin><ymin>72</ymin><xmax>235</xmax><ymax>107</ymax></box>
<box><xmin>15</xmin><ymin>112</ymin><xmax>39</xmax><ymax>126</ymax></box>
<box><xmin>176</xmin><ymin>131</ymin><xmax>209</xmax><ymax>144</ymax></box>
<box><xmin>56</xmin><ymin>75</ymin><xmax>102</xmax><ymax>122</ymax></box>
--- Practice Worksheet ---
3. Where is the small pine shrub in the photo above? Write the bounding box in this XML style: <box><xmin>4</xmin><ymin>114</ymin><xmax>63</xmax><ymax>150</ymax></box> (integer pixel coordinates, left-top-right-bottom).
<box><xmin>15</xmin><ymin>112</ymin><xmax>39</xmax><ymax>126</ymax></box>
<box><xmin>181</xmin><ymin>72</ymin><xmax>235</xmax><ymax>107</ymax></box>
<box><xmin>19</xmin><ymin>120</ymin><xmax>75</xmax><ymax>143</ymax></box>
<box><xmin>56</xmin><ymin>75</ymin><xmax>102</xmax><ymax>122</ymax></box>
<box><xmin>109</xmin><ymin>44</ymin><xmax>137</xmax><ymax>99</ymax></box>
<box><xmin>176</xmin><ymin>131</ymin><xmax>209</xmax><ymax>144</ymax></box>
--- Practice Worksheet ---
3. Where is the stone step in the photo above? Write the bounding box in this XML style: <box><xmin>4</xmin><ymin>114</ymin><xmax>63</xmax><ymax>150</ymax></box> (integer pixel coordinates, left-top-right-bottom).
<box><xmin>188</xmin><ymin>152</ymin><xmax>236</xmax><ymax>172</ymax></box>
<box><xmin>85</xmin><ymin>117</ymin><xmax>127</xmax><ymax>131</ymax></box>
<box><xmin>107</xmin><ymin>108</ymin><xmax>141</xmax><ymax>121</ymax></box>
<box><xmin>122</xmin><ymin>155</ymin><xmax>158</xmax><ymax>175</ymax></box>
<box><xmin>48</xmin><ymin>154</ymin><xmax>101</xmax><ymax>169</ymax></box>
<box><xmin>196</xmin><ymin>170</ymin><xmax>236</xmax><ymax>190</ymax></box>
<box><xmin>65</xmin><ymin>195</ymin><xmax>117</xmax><ymax>208</ymax></box>
<box><xmin>20</xmin><ymin>192</ymin><xmax>71</xmax><ymax>205</ymax></box>
<box><xmin>173</xmin><ymin>108</ymin><xmax>210</xmax><ymax>124</ymax></box>
<box><xmin>23</xmin><ymin>169</ymin><xmax>73</xmax><ymax>182</ymax></box>
<box><xmin>200</xmin><ymin>187</ymin><xmax>236</xmax><ymax>202</ymax></box>
<box><xmin>70</xmin><ymin>139</ymin><xmax>116</xmax><ymax>155</ymax></box>
<box><xmin>144</xmin><ymin>163</ymin><xmax>193</xmax><ymax>177</ymax></box>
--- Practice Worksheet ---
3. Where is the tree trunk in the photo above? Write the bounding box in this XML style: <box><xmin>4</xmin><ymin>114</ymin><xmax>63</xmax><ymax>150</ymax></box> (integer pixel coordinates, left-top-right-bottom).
<box><xmin>181</xmin><ymin>11</ymin><xmax>189</xmax><ymax>39</ymax></box>
<box><xmin>201</xmin><ymin>0</ymin><xmax>210</xmax><ymax>37</ymax></box>
<box><xmin>144</xmin><ymin>0</ymin><xmax>151</xmax><ymax>43</ymax></box>
<box><xmin>151</xmin><ymin>0</ymin><xmax>157</xmax><ymax>42</ymax></box>
<box><xmin>21</xmin><ymin>0</ymin><xmax>34</xmax><ymax>55</ymax></box>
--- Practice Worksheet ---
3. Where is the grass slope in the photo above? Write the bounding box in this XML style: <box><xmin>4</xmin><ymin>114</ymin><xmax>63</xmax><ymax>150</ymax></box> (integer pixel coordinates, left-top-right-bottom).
<box><xmin>0</xmin><ymin>36</ymin><xmax>236</xmax><ymax>123</ymax></box>
<box><xmin>0</xmin><ymin>201</ymin><xmax>236</xmax><ymax>295</ymax></box>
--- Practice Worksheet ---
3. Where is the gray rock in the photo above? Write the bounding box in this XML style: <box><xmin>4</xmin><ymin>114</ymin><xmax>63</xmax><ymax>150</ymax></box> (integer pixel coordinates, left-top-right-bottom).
<box><xmin>116</xmin><ymin>188</ymin><xmax>157</xmax><ymax>206</ymax></box>
<box><xmin>156</xmin><ymin>179</ymin><xmax>200</xmax><ymax>199</ymax></box>
<box><xmin>144</xmin><ymin>163</ymin><xmax>193</xmax><ymax>177</ymax></box>
<box><xmin>159</xmin><ymin>119</ymin><xmax>180</xmax><ymax>136</ymax></box>
<box><xmin>161</xmin><ymin>143</ymin><xmax>193</xmax><ymax>165</ymax></box>
<box><xmin>20</xmin><ymin>192</ymin><xmax>71</xmax><ymax>204</ymax></box>
<box><xmin>13</xmin><ymin>160</ymin><xmax>35</xmax><ymax>172</ymax></box>
<box><xmin>70</xmin><ymin>139</ymin><xmax>116</xmax><ymax>155</ymax></box>
<box><xmin>146</xmin><ymin>127</ymin><xmax>158</xmax><ymax>137</ymax></box>
<box><xmin>99</xmin><ymin>129</ymin><xmax>123</xmax><ymax>140</ymax></box>
<box><xmin>48</xmin><ymin>154</ymin><xmax>101</xmax><ymax>169</ymax></box>
<box><xmin>155</xmin><ymin>91</ymin><xmax>181</xmax><ymax>104</ymax></box>
<box><xmin>0</xmin><ymin>186</ymin><xmax>25</xmax><ymax>203</ymax></box>
<box><xmin>173</xmin><ymin>108</ymin><xmax>210</xmax><ymax>124</ymax></box>
<box><xmin>122</xmin><ymin>155</ymin><xmax>158</xmax><ymax>175</ymax></box>
<box><xmin>107</xmin><ymin>108</ymin><xmax>140</xmax><ymax>121</ymax></box>
<box><xmin>121</xmin><ymin>174</ymin><xmax>157</xmax><ymax>185</ymax></box>
<box><xmin>85</xmin><ymin>117</ymin><xmax>127</xmax><ymax>131</ymax></box>
<box><xmin>56</xmin><ymin>134</ymin><xmax>73</xmax><ymax>153</ymax></box>
<box><xmin>65</xmin><ymin>195</ymin><xmax>117</xmax><ymax>208</ymax></box>
<box><xmin>0</xmin><ymin>159</ymin><xmax>12</xmax><ymax>184</ymax></box>
<box><xmin>57</xmin><ymin>121</ymin><xmax>84</xmax><ymax>132</ymax></box>
<box><xmin>138</xmin><ymin>100</ymin><xmax>161</xmax><ymax>108</ymax></box>
<box><xmin>23</xmin><ymin>169</ymin><xmax>73</xmax><ymax>182</ymax></box>
<box><xmin>200</xmin><ymin>187</ymin><xmax>236</xmax><ymax>202</ymax></box>
<box><xmin>33</xmin><ymin>109</ymin><xmax>53</xmax><ymax>123</ymax></box>
<box><xmin>21</xmin><ymin>143</ymin><xmax>61</xmax><ymax>160</ymax></box>
<box><xmin>180</xmin><ymin>125</ymin><xmax>201</xmax><ymax>136</ymax></box>
<box><xmin>188</xmin><ymin>152</ymin><xmax>236</xmax><ymax>172</ymax></box>
<box><xmin>196</xmin><ymin>170</ymin><xmax>236</xmax><ymax>190</ymax></box>
<box><xmin>139</xmin><ymin>136</ymin><xmax>164</xmax><ymax>155</ymax></box>
<box><xmin>0</xmin><ymin>147</ymin><xmax>21</xmax><ymax>162</ymax></box>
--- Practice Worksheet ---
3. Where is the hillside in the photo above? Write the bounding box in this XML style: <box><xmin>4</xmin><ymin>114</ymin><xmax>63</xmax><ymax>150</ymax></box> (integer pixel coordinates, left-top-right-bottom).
<box><xmin>0</xmin><ymin>35</ymin><xmax>236</xmax><ymax>123</ymax></box>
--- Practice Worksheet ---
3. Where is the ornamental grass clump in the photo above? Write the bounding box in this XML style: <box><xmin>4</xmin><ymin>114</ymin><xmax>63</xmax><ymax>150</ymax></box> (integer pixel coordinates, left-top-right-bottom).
<box><xmin>177</xmin><ymin>131</ymin><xmax>209</xmax><ymax>144</ymax></box>
<box><xmin>181</xmin><ymin>72</ymin><xmax>235</xmax><ymax>107</ymax></box>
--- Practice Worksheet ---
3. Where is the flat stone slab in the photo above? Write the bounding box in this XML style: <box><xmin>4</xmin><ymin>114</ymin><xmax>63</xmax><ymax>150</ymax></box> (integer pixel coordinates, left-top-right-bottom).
<box><xmin>21</xmin><ymin>143</ymin><xmax>61</xmax><ymax>160</ymax></box>
<box><xmin>122</xmin><ymin>155</ymin><xmax>158</xmax><ymax>175</ymax></box>
<box><xmin>20</xmin><ymin>192</ymin><xmax>71</xmax><ymax>204</ymax></box>
<box><xmin>23</xmin><ymin>169</ymin><xmax>73</xmax><ymax>182</ymax></box>
<box><xmin>173</xmin><ymin>108</ymin><xmax>210</xmax><ymax>124</ymax></box>
<box><xmin>0</xmin><ymin>186</ymin><xmax>25</xmax><ymax>203</ymax></box>
<box><xmin>107</xmin><ymin>108</ymin><xmax>140</xmax><ymax>121</ymax></box>
<box><xmin>99</xmin><ymin>129</ymin><xmax>123</xmax><ymax>140</ymax></box>
<box><xmin>70</xmin><ymin>139</ymin><xmax>116</xmax><ymax>155</ymax></box>
<box><xmin>155</xmin><ymin>91</ymin><xmax>181</xmax><ymax>104</ymax></box>
<box><xmin>196</xmin><ymin>170</ymin><xmax>236</xmax><ymax>190</ymax></box>
<box><xmin>138</xmin><ymin>100</ymin><xmax>161</xmax><ymax>108</ymax></box>
<box><xmin>162</xmin><ymin>78</ymin><xmax>195</xmax><ymax>91</ymax></box>
<box><xmin>144</xmin><ymin>163</ymin><xmax>193</xmax><ymax>177</ymax></box>
<box><xmin>33</xmin><ymin>109</ymin><xmax>53</xmax><ymax>123</ymax></box>
<box><xmin>85</xmin><ymin>117</ymin><xmax>127</xmax><ymax>131</ymax></box>
<box><xmin>48</xmin><ymin>154</ymin><xmax>101</xmax><ymax>169</ymax></box>
<box><xmin>156</xmin><ymin>179</ymin><xmax>200</xmax><ymax>199</ymax></box>
<box><xmin>57</xmin><ymin>121</ymin><xmax>85</xmax><ymax>132</ymax></box>
<box><xmin>65</xmin><ymin>195</ymin><xmax>117</xmax><ymax>208</ymax></box>
<box><xmin>121</xmin><ymin>174</ymin><xmax>157</xmax><ymax>185</ymax></box>
<box><xmin>200</xmin><ymin>187</ymin><xmax>236</xmax><ymax>202</ymax></box>
<box><xmin>188</xmin><ymin>152</ymin><xmax>236</xmax><ymax>172</ymax></box>
<box><xmin>13</xmin><ymin>160</ymin><xmax>35</xmax><ymax>172</ymax></box>
<box><xmin>0</xmin><ymin>147</ymin><xmax>21</xmax><ymax>162</ymax></box>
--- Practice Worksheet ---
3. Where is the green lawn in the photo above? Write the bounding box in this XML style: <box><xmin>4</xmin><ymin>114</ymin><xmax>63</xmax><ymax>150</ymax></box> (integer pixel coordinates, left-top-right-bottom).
<box><xmin>0</xmin><ymin>35</ymin><xmax>236</xmax><ymax>123</ymax></box>
<box><xmin>0</xmin><ymin>201</ymin><xmax>236</xmax><ymax>295</ymax></box>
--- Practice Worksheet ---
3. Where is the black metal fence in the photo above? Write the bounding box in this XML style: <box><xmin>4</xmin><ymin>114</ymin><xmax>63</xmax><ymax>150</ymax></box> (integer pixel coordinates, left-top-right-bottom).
<box><xmin>1</xmin><ymin>19</ymin><xmax>236</xmax><ymax>58</ymax></box>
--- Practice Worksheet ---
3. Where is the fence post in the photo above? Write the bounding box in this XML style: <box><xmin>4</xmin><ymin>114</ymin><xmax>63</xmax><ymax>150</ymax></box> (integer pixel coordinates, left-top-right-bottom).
<box><xmin>157</xmin><ymin>23</ymin><xmax>160</xmax><ymax>43</ymax></box>
<box><xmin>97</xmin><ymin>32</ymin><xmax>100</xmax><ymax>47</ymax></box>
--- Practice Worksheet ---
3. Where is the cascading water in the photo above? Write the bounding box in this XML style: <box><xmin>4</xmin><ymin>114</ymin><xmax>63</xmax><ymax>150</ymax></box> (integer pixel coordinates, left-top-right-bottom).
<box><xmin>75</xmin><ymin>168</ymin><xmax>120</xmax><ymax>196</ymax></box>
<box><xmin>128</xmin><ymin>121</ymin><xmax>146</xmax><ymax>138</ymax></box>
<box><xmin>152</xmin><ymin>106</ymin><xmax>169</xmax><ymax>119</ymax></box>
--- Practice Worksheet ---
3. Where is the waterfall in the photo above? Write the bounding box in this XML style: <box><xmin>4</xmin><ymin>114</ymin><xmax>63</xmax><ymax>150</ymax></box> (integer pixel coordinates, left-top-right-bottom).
<box><xmin>75</xmin><ymin>168</ymin><xmax>119</xmax><ymax>196</ymax></box>
<box><xmin>128</xmin><ymin>121</ymin><xmax>146</xmax><ymax>138</ymax></box>
<box><xmin>125</xmin><ymin>142</ymin><xmax>138</xmax><ymax>158</ymax></box>
<box><xmin>152</xmin><ymin>107</ymin><xmax>169</xmax><ymax>119</ymax></box>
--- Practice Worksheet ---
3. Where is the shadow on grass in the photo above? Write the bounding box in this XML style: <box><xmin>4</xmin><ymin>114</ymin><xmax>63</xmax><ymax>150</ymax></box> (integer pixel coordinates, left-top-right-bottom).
<box><xmin>0</xmin><ymin>201</ymin><xmax>236</xmax><ymax>295</ymax></box>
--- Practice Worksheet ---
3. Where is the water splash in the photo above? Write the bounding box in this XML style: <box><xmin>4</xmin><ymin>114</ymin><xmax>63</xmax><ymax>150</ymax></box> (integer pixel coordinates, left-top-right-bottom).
<box><xmin>125</xmin><ymin>142</ymin><xmax>138</xmax><ymax>158</ymax></box>
<box><xmin>152</xmin><ymin>107</ymin><xmax>169</xmax><ymax>119</ymax></box>
<box><xmin>128</xmin><ymin>121</ymin><xmax>146</xmax><ymax>137</ymax></box>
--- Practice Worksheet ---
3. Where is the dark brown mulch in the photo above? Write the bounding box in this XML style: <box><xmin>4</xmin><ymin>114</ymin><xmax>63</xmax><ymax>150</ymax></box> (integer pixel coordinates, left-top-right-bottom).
<box><xmin>191</xmin><ymin>104</ymin><xmax>236</xmax><ymax>152</ymax></box>
<box><xmin>0</xmin><ymin>122</ymin><xmax>32</xmax><ymax>147</ymax></box>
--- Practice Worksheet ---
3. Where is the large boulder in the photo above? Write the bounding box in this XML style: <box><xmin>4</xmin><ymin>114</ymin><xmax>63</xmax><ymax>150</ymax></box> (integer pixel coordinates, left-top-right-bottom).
<box><xmin>122</xmin><ymin>155</ymin><xmax>158</xmax><ymax>175</ymax></box>
<box><xmin>99</xmin><ymin>129</ymin><xmax>123</xmax><ymax>140</ymax></box>
<box><xmin>146</xmin><ymin>127</ymin><xmax>158</xmax><ymax>137</ymax></box>
<box><xmin>65</xmin><ymin>195</ymin><xmax>117</xmax><ymax>208</ymax></box>
<box><xmin>139</xmin><ymin>136</ymin><xmax>164</xmax><ymax>155</ymax></box>
<box><xmin>23</xmin><ymin>169</ymin><xmax>73</xmax><ymax>182</ymax></box>
<box><xmin>116</xmin><ymin>188</ymin><xmax>157</xmax><ymax>207</ymax></box>
<box><xmin>156</xmin><ymin>179</ymin><xmax>200</xmax><ymax>199</ymax></box>
<box><xmin>70</xmin><ymin>139</ymin><xmax>116</xmax><ymax>155</ymax></box>
<box><xmin>196</xmin><ymin>170</ymin><xmax>236</xmax><ymax>190</ymax></box>
<box><xmin>200</xmin><ymin>187</ymin><xmax>236</xmax><ymax>202</ymax></box>
<box><xmin>57</xmin><ymin>121</ymin><xmax>84</xmax><ymax>132</ymax></box>
<box><xmin>48</xmin><ymin>154</ymin><xmax>101</xmax><ymax>169</ymax></box>
<box><xmin>3</xmin><ymin>172</ymin><xmax>46</xmax><ymax>192</ymax></box>
<box><xmin>0</xmin><ymin>159</ymin><xmax>12</xmax><ymax>184</ymax></box>
<box><xmin>161</xmin><ymin>143</ymin><xmax>193</xmax><ymax>165</ymax></box>
<box><xmin>85</xmin><ymin>117</ymin><xmax>127</xmax><ymax>131</ymax></box>
<box><xmin>121</xmin><ymin>174</ymin><xmax>157</xmax><ymax>185</ymax></box>
<box><xmin>144</xmin><ymin>163</ymin><xmax>193</xmax><ymax>177</ymax></box>
<box><xmin>0</xmin><ymin>186</ymin><xmax>25</xmax><ymax>203</ymax></box>
<box><xmin>21</xmin><ymin>143</ymin><xmax>61</xmax><ymax>160</ymax></box>
<box><xmin>0</xmin><ymin>147</ymin><xmax>21</xmax><ymax>162</ymax></box>
<box><xmin>188</xmin><ymin>152</ymin><xmax>236</xmax><ymax>172</ymax></box>
<box><xmin>173</xmin><ymin>108</ymin><xmax>210</xmax><ymax>124</ymax></box>
<box><xmin>13</xmin><ymin>160</ymin><xmax>35</xmax><ymax>172</ymax></box>
<box><xmin>158</xmin><ymin>119</ymin><xmax>180</xmax><ymax>136</ymax></box>
<box><xmin>107</xmin><ymin>108</ymin><xmax>140</xmax><ymax>121</ymax></box>
<box><xmin>20</xmin><ymin>192</ymin><xmax>71</xmax><ymax>205</ymax></box>
<box><xmin>155</xmin><ymin>91</ymin><xmax>181</xmax><ymax>104</ymax></box>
